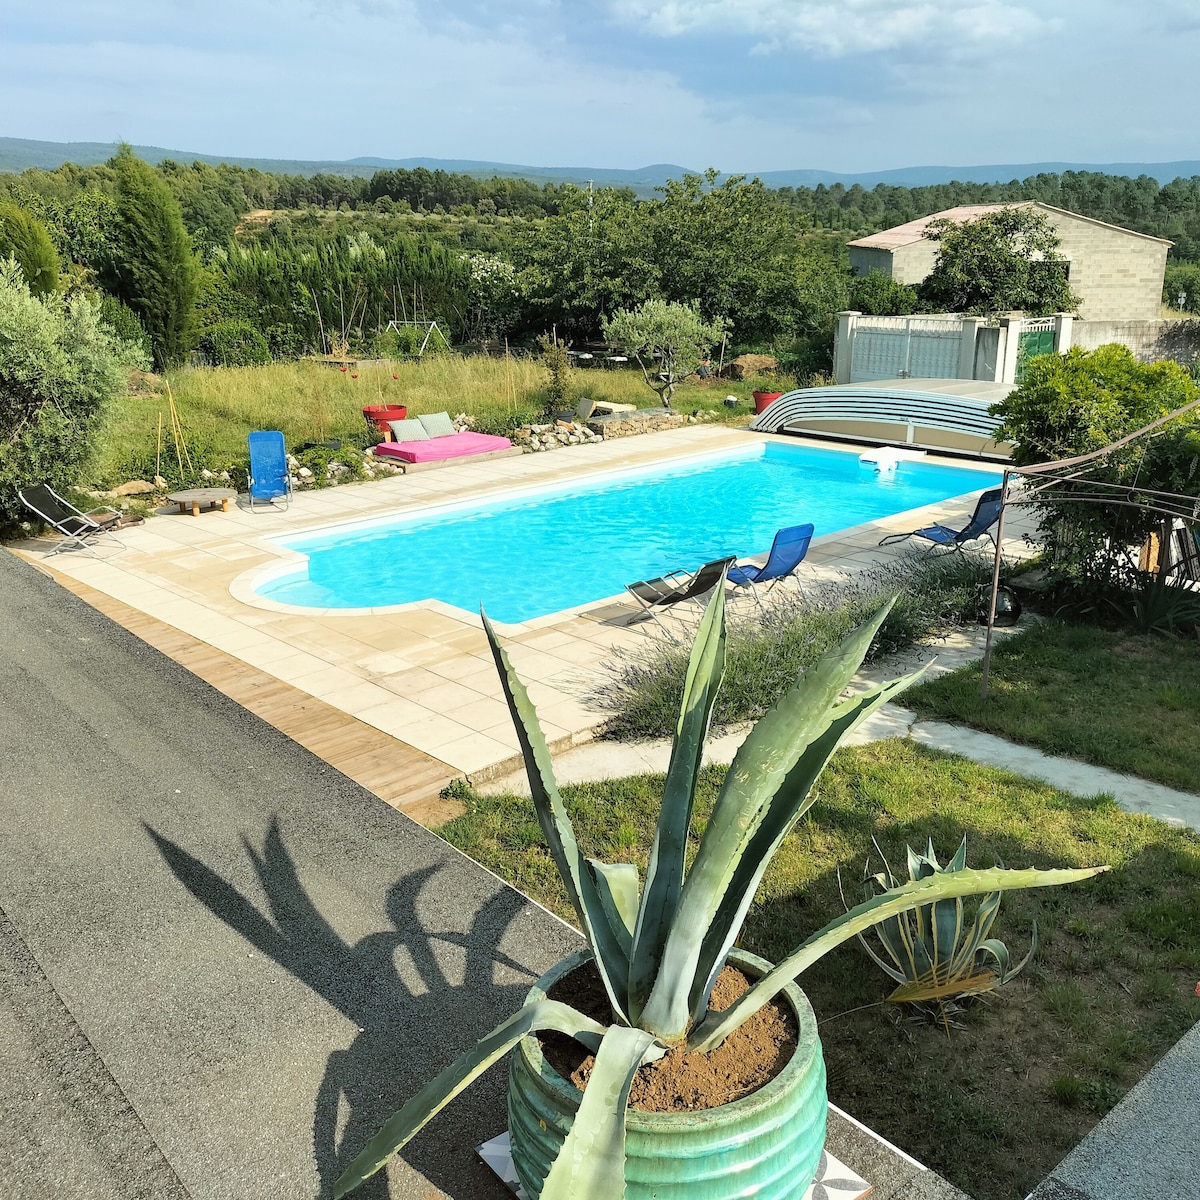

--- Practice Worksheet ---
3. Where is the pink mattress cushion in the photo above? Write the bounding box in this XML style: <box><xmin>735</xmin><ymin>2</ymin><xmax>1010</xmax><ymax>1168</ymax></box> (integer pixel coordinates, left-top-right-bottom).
<box><xmin>374</xmin><ymin>431</ymin><xmax>513</xmax><ymax>464</ymax></box>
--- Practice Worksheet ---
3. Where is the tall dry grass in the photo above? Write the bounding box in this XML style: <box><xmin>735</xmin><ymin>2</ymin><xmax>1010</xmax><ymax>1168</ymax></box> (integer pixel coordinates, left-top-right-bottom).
<box><xmin>92</xmin><ymin>356</ymin><xmax>754</xmax><ymax>486</ymax></box>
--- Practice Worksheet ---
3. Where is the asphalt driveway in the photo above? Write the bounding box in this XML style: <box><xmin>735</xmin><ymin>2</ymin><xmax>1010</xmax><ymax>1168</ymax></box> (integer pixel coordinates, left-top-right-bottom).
<box><xmin>0</xmin><ymin>549</ymin><xmax>579</xmax><ymax>1199</ymax></box>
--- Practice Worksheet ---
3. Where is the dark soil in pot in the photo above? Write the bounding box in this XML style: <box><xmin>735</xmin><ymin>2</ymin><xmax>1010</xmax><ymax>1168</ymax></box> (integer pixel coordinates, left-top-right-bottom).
<box><xmin>539</xmin><ymin>960</ymin><xmax>798</xmax><ymax>1113</ymax></box>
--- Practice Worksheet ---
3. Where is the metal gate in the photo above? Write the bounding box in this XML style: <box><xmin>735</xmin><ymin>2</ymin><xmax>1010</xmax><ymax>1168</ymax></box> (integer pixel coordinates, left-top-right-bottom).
<box><xmin>850</xmin><ymin>316</ymin><xmax>964</xmax><ymax>383</ymax></box>
<box><xmin>1016</xmin><ymin>319</ymin><xmax>1056</xmax><ymax>384</ymax></box>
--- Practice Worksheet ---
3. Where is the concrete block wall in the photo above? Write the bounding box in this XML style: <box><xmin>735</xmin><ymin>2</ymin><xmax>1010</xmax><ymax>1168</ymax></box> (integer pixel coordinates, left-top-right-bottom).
<box><xmin>1071</xmin><ymin>318</ymin><xmax>1200</xmax><ymax>364</ymax></box>
<box><xmin>1047</xmin><ymin>212</ymin><xmax>1170</xmax><ymax>321</ymax></box>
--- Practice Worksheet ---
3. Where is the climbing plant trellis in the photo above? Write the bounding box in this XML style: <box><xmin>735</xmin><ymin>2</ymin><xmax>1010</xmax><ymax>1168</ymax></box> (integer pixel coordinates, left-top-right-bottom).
<box><xmin>980</xmin><ymin>395</ymin><xmax>1200</xmax><ymax>697</ymax></box>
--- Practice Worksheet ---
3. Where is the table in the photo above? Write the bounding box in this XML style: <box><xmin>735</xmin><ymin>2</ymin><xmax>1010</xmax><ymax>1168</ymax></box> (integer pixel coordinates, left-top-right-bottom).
<box><xmin>167</xmin><ymin>487</ymin><xmax>237</xmax><ymax>516</ymax></box>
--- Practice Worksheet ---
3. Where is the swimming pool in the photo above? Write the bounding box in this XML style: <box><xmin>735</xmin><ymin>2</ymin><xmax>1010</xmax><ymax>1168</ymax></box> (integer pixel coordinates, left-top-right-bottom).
<box><xmin>254</xmin><ymin>441</ymin><xmax>1001</xmax><ymax>623</ymax></box>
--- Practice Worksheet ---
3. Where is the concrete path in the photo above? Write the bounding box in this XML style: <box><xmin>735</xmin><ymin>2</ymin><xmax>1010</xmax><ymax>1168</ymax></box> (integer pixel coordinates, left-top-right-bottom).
<box><xmin>1029</xmin><ymin>1019</ymin><xmax>1200</xmax><ymax>1200</ymax></box>
<box><xmin>482</xmin><ymin>632</ymin><xmax>1200</xmax><ymax>833</ymax></box>
<box><xmin>0</xmin><ymin>550</ymin><xmax>580</xmax><ymax>1200</ymax></box>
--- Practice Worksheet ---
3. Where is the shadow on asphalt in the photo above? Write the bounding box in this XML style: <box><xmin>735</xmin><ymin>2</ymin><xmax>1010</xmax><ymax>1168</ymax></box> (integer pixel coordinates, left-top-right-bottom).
<box><xmin>146</xmin><ymin>817</ymin><xmax>533</xmax><ymax>1200</ymax></box>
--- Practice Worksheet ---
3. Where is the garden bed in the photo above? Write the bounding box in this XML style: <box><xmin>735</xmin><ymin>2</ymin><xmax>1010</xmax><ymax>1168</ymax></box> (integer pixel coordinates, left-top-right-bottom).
<box><xmin>436</xmin><ymin>741</ymin><xmax>1200</xmax><ymax>1200</ymax></box>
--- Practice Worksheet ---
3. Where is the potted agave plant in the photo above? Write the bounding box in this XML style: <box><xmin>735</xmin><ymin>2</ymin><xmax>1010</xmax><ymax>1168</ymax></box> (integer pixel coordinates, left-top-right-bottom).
<box><xmin>335</xmin><ymin>589</ymin><xmax>1105</xmax><ymax>1200</ymax></box>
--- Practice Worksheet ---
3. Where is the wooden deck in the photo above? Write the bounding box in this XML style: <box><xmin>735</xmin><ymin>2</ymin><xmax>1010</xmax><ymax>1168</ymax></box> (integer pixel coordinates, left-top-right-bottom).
<box><xmin>45</xmin><ymin>571</ymin><xmax>462</xmax><ymax>827</ymax></box>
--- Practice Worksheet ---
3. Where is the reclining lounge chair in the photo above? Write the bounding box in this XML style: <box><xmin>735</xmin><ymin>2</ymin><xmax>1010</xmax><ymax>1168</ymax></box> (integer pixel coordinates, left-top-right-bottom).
<box><xmin>18</xmin><ymin>484</ymin><xmax>125</xmax><ymax>556</ymax></box>
<box><xmin>878</xmin><ymin>488</ymin><xmax>1003</xmax><ymax>553</ymax></box>
<box><xmin>727</xmin><ymin>523</ymin><xmax>814</xmax><ymax>612</ymax></box>
<box><xmin>626</xmin><ymin>556</ymin><xmax>736</xmax><ymax>638</ymax></box>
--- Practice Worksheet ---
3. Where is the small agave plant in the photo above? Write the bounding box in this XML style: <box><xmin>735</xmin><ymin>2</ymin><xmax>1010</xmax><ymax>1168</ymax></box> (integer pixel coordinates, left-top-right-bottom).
<box><xmin>334</xmin><ymin>588</ymin><xmax>1105</xmax><ymax>1199</ymax></box>
<box><xmin>852</xmin><ymin>838</ymin><xmax>1039</xmax><ymax>1022</ymax></box>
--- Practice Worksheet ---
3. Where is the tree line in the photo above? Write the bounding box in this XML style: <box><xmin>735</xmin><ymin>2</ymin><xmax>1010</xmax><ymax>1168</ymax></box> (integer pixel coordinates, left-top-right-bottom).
<box><xmin>7</xmin><ymin>150</ymin><xmax>1200</xmax><ymax>378</ymax></box>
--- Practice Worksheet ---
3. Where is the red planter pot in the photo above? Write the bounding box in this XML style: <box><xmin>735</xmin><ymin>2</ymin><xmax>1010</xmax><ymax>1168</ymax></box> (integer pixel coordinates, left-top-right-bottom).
<box><xmin>752</xmin><ymin>391</ymin><xmax>783</xmax><ymax>415</ymax></box>
<box><xmin>362</xmin><ymin>404</ymin><xmax>408</xmax><ymax>439</ymax></box>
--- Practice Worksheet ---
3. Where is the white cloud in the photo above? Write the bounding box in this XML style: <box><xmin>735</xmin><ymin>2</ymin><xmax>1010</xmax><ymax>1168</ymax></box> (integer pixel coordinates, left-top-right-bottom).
<box><xmin>608</xmin><ymin>0</ymin><xmax>1048</xmax><ymax>56</ymax></box>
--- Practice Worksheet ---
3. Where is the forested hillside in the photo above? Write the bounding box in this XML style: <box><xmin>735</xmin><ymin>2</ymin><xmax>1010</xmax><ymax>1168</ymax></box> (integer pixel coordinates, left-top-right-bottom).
<box><xmin>4</xmin><ymin>150</ymin><xmax>1200</xmax><ymax>376</ymax></box>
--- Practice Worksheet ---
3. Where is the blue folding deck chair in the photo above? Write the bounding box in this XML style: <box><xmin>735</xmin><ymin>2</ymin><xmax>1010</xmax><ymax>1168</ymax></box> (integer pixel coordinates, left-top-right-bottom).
<box><xmin>247</xmin><ymin>431</ymin><xmax>292</xmax><ymax>511</ymax></box>
<box><xmin>878</xmin><ymin>488</ymin><xmax>1003</xmax><ymax>553</ymax></box>
<box><xmin>727</xmin><ymin>523</ymin><xmax>814</xmax><ymax>613</ymax></box>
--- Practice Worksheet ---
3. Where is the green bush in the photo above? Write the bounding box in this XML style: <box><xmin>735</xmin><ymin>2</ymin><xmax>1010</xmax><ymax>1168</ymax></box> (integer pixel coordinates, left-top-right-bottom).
<box><xmin>0</xmin><ymin>203</ymin><xmax>60</xmax><ymax>297</ymax></box>
<box><xmin>594</xmin><ymin>550</ymin><xmax>995</xmax><ymax>739</ymax></box>
<box><xmin>199</xmin><ymin>320</ymin><xmax>272</xmax><ymax>367</ymax></box>
<box><xmin>0</xmin><ymin>262</ymin><xmax>129</xmax><ymax>533</ymax></box>
<box><xmin>98</xmin><ymin>294</ymin><xmax>153</xmax><ymax>361</ymax></box>
<box><xmin>849</xmin><ymin>270</ymin><xmax>918</xmax><ymax>316</ymax></box>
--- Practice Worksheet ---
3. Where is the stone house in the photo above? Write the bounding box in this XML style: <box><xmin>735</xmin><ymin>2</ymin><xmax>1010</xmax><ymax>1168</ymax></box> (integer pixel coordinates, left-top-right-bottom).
<box><xmin>848</xmin><ymin>202</ymin><xmax>1171</xmax><ymax>321</ymax></box>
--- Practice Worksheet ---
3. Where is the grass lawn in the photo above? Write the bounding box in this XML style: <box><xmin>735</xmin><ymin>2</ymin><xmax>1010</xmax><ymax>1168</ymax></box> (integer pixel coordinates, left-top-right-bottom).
<box><xmin>437</xmin><ymin>741</ymin><xmax>1200</xmax><ymax>1200</ymax></box>
<box><xmin>904</xmin><ymin>618</ymin><xmax>1200</xmax><ymax>793</ymax></box>
<box><xmin>91</xmin><ymin>358</ymin><xmax>757</xmax><ymax>488</ymax></box>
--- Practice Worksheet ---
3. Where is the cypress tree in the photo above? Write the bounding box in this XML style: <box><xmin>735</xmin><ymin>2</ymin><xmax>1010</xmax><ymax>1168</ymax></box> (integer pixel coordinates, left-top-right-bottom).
<box><xmin>0</xmin><ymin>203</ymin><xmax>60</xmax><ymax>297</ymax></box>
<box><xmin>106</xmin><ymin>145</ymin><xmax>199</xmax><ymax>368</ymax></box>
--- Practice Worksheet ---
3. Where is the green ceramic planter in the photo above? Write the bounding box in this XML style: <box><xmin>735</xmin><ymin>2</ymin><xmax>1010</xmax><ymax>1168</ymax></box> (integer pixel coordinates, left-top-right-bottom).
<box><xmin>508</xmin><ymin>948</ymin><xmax>827</xmax><ymax>1200</ymax></box>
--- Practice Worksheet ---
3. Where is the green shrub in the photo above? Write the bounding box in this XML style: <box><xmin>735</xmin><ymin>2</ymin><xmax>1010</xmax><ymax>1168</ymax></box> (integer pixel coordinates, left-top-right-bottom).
<box><xmin>199</xmin><ymin>319</ymin><xmax>272</xmax><ymax>367</ymax></box>
<box><xmin>293</xmin><ymin>443</ymin><xmax>365</xmax><ymax>487</ymax></box>
<box><xmin>594</xmin><ymin>550</ymin><xmax>995</xmax><ymax>739</ymax></box>
<box><xmin>99</xmin><ymin>294</ymin><xmax>152</xmax><ymax>361</ymax></box>
<box><xmin>0</xmin><ymin>262</ymin><xmax>129</xmax><ymax>533</ymax></box>
<box><xmin>849</xmin><ymin>270</ymin><xmax>918</xmax><ymax>316</ymax></box>
<box><xmin>0</xmin><ymin>202</ymin><xmax>60</xmax><ymax>297</ymax></box>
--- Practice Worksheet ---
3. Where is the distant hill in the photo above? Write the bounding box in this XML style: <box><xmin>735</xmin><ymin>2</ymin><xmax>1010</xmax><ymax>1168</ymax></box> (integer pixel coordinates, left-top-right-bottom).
<box><xmin>0</xmin><ymin>138</ymin><xmax>694</xmax><ymax>194</ymax></box>
<box><xmin>752</xmin><ymin>161</ymin><xmax>1200</xmax><ymax>188</ymax></box>
<box><xmin>3</xmin><ymin>136</ymin><xmax>1200</xmax><ymax>192</ymax></box>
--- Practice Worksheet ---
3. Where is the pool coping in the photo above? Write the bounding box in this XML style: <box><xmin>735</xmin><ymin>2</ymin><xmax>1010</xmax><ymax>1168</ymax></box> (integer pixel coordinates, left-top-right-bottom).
<box><xmin>9</xmin><ymin>425</ymin><xmax>1036</xmax><ymax>784</ymax></box>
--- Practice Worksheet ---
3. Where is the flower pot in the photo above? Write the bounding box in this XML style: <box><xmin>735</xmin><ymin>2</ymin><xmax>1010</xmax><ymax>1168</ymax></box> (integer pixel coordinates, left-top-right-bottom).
<box><xmin>508</xmin><ymin>948</ymin><xmax>827</xmax><ymax>1200</ymax></box>
<box><xmin>362</xmin><ymin>404</ymin><xmax>408</xmax><ymax>439</ymax></box>
<box><xmin>752</xmin><ymin>391</ymin><xmax>783</xmax><ymax>415</ymax></box>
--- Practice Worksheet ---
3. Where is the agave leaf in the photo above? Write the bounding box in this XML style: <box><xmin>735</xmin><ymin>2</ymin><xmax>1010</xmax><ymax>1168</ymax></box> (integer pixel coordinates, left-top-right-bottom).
<box><xmin>628</xmin><ymin>582</ymin><xmax>727</xmax><ymax>1019</ymax></box>
<box><xmin>684</xmin><ymin>669</ymin><xmax>922</xmax><ymax>1025</ymax></box>
<box><xmin>539</xmin><ymin>1026</ymin><xmax>662</xmax><ymax>1200</ymax></box>
<box><xmin>932</xmin><ymin>896</ymin><xmax>964</xmax><ymax>979</ymax></box>
<box><xmin>332</xmin><ymin>1000</ymin><xmax>608</xmax><ymax>1198</ymax></box>
<box><xmin>889</xmin><ymin>970</ymin><xmax>999</xmax><ymax>1004</ymax></box>
<box><xmin>483</xmin><ymin>611</ymin><xmax>630</xmax><ymax>1021</ymax></box>
<box><xmin>908</xmin><ymin>925</ymin><xmax>937</xmax><ymax>981</ymax></box>
<box><xmin>908</xmin><ymin>843</ymin><xmax>930</xmax><ymax>880</ymax></box>
<box><xmin>951</xmin><ymin>891</ymin><xmax>1004</xmax><ymax>972</ymax></box>
<box><xmin>947</xmin><ymin>836</ymin><xmax>968</xmax><ymax>873</ymax></box>
<box><xmin>589</xmin><ymin>860</ymin><xmax>641</xmax><ymax>957</ymax></box>
<box><xmin>640</xmin><ymin>601</ymin><xmax>904</xmax><ymax>1039</ymax></box>
<box><xmin>688</xmin><ymin>864</ymin><xmax>1108</xmax><ymax>1052</ymax></box>
<box><xmin>1000</xmin><ymin>921</ymin><xmax>1039</xmax><ymax>981</ymax></box>
<box><xmin>977</xmin><ymin>938</ymin><xmax>1012</xmax><ymax>977</ymax></box>
<box><xmin>856</xmin><ymin>928</ymin><xmax>909</xmax><ymax>985</ymax></box>
<box><xmin>867</xmin><ymin>914</ymin><xmax>912</xmax><ymax>976</ymax></box>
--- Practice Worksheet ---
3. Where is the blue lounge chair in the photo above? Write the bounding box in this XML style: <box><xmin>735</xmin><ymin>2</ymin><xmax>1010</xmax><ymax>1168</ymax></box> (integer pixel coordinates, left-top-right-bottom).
<box><xmin>727</xmin><ymin>523</ymin><xmax>814</xmax><ymax>611</ymax></box>
<box><xmin>878</xmin><ymin>488</ymin><xmax>1003</xmax><ymax>552</ymax></box>
<box><xmin>247</xmin><ymin>431</ymin><xmax>292</xmax><ymax>511</ymax></box>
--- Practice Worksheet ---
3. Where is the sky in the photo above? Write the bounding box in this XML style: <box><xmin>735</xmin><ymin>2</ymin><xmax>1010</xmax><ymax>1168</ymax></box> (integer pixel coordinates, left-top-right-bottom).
<box><xmin>3</xmin><ymin>1</ymin><xmax>1198</xmax><ymax>173</ymax></box>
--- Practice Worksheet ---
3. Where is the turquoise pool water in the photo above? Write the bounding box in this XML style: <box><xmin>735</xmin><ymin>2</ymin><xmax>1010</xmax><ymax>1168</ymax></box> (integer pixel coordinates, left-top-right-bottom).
<box><xmin>256</xmin><ymin>442</ymin><xmax>1001</xmax><ymax>623</ymax></box>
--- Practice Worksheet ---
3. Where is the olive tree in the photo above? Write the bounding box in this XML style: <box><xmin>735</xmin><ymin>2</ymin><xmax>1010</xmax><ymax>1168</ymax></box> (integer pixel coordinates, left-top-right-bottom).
<box><xmin>602</xmin><ymin>299</ymin><xmax>727</xmax><ymax>407</ymax></box>
<box><xmin>0</xmin><ymin>260</ymin><xmax>136</xmax><ymax>533</ymax></box>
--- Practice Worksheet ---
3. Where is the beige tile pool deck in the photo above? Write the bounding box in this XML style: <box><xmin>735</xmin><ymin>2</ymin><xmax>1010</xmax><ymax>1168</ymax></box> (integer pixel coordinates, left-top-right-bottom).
<box><xmin>12</xmin><ymin>426</ymin><xmax>1035</xmax><ymax>795</ymax></box>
